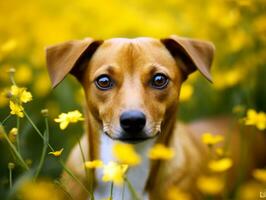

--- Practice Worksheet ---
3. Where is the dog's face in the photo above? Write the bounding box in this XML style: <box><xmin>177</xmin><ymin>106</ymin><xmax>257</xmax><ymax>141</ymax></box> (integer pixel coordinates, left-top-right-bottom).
<box><xmin>83</xmin><ymin>38</ymin><xmax>182</xmax><ymax>142</ymax></box>
<box><xmin>46</xmin><ymin>36</ymin><xmax>214</xmax><ymax>143</ymax></box>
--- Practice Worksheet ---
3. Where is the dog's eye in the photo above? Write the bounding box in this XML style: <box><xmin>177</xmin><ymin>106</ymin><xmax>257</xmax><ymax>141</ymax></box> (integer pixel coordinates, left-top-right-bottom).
<box><xmin>151</xmin><ymin>73</ymin><xmax>169</xmax><ymax>89</ymax></box>
<box><xmin>95</xmin><ymin>75</ymin><xmax>114</xmax><ymax>90</ymax></box>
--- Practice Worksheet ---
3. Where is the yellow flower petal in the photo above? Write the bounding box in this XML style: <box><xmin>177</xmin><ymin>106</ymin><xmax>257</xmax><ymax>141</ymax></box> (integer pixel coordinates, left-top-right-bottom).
<box><xmin>19</xmin><ymin>180</ymin><xmax>64</xmax><ymax>200</ymax></box>
<box><xmin>67</xmin><ymin>110</ymin><xmax>84</xmax><ymax>123</ymax></box>
<box><xmin>59</xmin><ymin>121</ymin><xmax>69</xmax><ymax>130</ymax></box>
<box><xmin>10</xmin><ymin>85</ymin><xmax>20</xmax><ymax>96</ymax></box>
<box><xmin>8</xmin><ymin>128</ymin><xmax>18</xmax><ymax>143</ymax></box>
<box><xmin>102</xmin><ymin>161</ymin><xmax>128</xmax><ymax>186</ymax></box>
<box><xmin>244</xmin><ymin>109</ymin><xmax>266</xmax><ymax>131</ymax></box>
<box><xmin>84</xmin><ymin>160</ymin><xmax>103</xmax><ymax>169</ymax></box>
<box><xmin>208</xmin><ymin>158</ymin><xmax>233</xmax><ymax>172</ymax></box>
<box><xmin>167</xmin><ymin>186</ymin><xmax>191</xmax><ymax>200</ymax></box>
<box><xmin>253</xmin><ymin>169</ymin><xmax>266</xmax><ymax>183</ymax></box>
<box><xmin>197</xmin><ymin>176</ymin><xmax>224</xmax><ymax>195</ymax></box>
<box><xmin>49</xmin><ymin>148</ymin><xmax>64</xmax><ymax>157</ymax></box>
<box><xmin>9</xmin><ymin>101</ymin><xmax>24</xmax><ymax>118</ymax></box>
<box><xmin>20</xmin><ymin>90</ymin><xmax>32</xmax><ymax>103</ymax></box>
<box><xmin>10</xmin><ymin>85</ymin><xmax>32</xmax><ymax>103</ymax></box>
<box><xmin>179</xmin><ymin>84</ymin><xmax>194</xmax><ymax>102</ymax></box>
<box><xmin>201</xmin><ymin>133</ymin><xmax>224</xmax><ymax>145</ymax></box>
<box><xmin>14</xmin><ymin>64</ymin><xmax>33</xmax><ymax>85</ymax></box>
<box><xmin>113</xmin><ymin>143</ymin><xmax>141</xmax><ymax>166</ymax></box>
<box><xmin>1</xmin><ymin>39</ymin><xmax>17</xmax><ymax>53</ymax></box>
<box><xmin>148</xmin><ymin>144</ymin><xmax>175</xmax><ymax>160</ymax></box>
<box><xmin>54</xmin><ymin>110</ymin><xmax>84</xmax><ymax>130</ymax></box>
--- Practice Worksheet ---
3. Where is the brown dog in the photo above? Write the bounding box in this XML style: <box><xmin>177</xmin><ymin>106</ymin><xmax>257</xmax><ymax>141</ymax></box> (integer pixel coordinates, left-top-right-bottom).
<box><xmin>45</xmin><ymin>36</ymin><xmax>265</xmax><ymax>200</ymax></box>
<box><xmin>47</xmin><ymin>36</ymin><xmax>214</xmax><ymax>199</ymax></box>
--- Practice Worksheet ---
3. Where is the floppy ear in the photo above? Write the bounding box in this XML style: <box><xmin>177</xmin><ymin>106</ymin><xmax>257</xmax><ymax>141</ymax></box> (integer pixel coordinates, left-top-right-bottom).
<box><xmin>161</xmin><ymin>35</ymin><xmax>215</xmax><ymax>82</ymax></box>
<box><xmin>46</xmin><ymin>38</ymin><xmax>102</xmax><ymax>88</ymax></box>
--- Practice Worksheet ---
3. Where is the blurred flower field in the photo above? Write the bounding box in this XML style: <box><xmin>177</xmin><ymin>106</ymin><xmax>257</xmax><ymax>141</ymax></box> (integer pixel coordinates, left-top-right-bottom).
<box><xmin>0</xmin><ymin>0</ymin><xmax>266</xmax><ymax>199</ymax></box>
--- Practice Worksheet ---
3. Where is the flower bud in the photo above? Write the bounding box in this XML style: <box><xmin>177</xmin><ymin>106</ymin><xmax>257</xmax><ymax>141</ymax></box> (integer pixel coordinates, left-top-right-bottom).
<box><xmin>41</xmin><ymin>109</ymin><xmax>49</xmax><ymax>117</ymax></box>
<box><xmin>8</xmin><ymin>162</ymin><xmax>15</xmax><ymax>170</ymax></box>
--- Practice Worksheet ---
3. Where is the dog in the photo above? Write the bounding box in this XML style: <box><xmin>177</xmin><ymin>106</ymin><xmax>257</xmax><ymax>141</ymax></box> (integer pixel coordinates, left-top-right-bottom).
<box><xmin>45</xmin><ymin>36</ymin><xmax>266</xmax><ymax>200</ymax></box>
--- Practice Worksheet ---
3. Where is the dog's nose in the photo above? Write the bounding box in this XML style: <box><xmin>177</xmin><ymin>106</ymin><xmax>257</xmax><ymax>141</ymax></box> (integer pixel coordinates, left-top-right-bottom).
<box><xmin>120</xmin><ymin>110</ymin><xmax>146</xmax><ymax>133</ymax></box>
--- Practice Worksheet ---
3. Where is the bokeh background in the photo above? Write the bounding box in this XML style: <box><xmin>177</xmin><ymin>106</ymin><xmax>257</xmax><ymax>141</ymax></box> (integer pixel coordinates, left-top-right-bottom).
<box><xmin>0</xmin><ymin>0</ymin><xmax>265</xmax><ymax>199</ymax></box>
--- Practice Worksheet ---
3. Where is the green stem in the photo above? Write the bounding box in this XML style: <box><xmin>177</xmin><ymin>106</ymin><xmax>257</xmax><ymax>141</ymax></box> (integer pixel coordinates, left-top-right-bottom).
<box><xmin>76</xmin><ymin>136</ymin><xmax>94</xmax><ymax>200</ymax></box>
<box><xmin>23</xmin><ymin>110</ymin><xmax>90</xmax><ymax>195</ymax></box>
<box><xmin>122</xmin><ymin>182</ymin><xmax>125</xmax><ymax>200</ymax></box>
<box><xmin>1</xmin><ymin>114</ymin><xmax>11</xmax><ymax>125</ymax></box>
<box><xmin>34</xmin><ymin>117</ymin><xmax>49</xmax><ymax>179</ymax></box>
<box><xmin>109</xmin><ymin>182</ymin><xmax>114</xmax><ymax>200</ymax></box>
<box><xmin>9</xmin><ymin>167</ymin><xmax>13</xmax><ymax>189</ymax></box>
<box><xmin>16</xmin><ymin>117</ymin><xmax>20</xmax><ymax>154</ymax></box>
<box><xmin>10</xmin><ymin>75</ymin><xmax>16</xmax><ymax>86</ymax></box>
<box><xmin>0</xmin><ymin>124</ymin><xmax>29</xmax><ymax>170</ymax></box>
<box><xmin>125</xmin><ymin>177</ymin><xmax>142</xmax><ymax>200</ymax></box>
<box><xmin>23</xmin><ymin>111</ymin><xmax>54</xmax><ymax>152</ymax></box>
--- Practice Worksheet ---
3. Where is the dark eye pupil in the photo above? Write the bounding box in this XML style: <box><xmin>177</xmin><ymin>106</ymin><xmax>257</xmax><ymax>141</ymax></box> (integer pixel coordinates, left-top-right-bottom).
<box><xmin>95</xmin><ymin>75</ymin><xmax>113</xmax><ymax>90</ymax></box>
<box><xmin>151</xmin><ymin>74</ymin><xmax>168</xmax><ymax>89</ymax></box>
<box><xmin>154</xmin><ymin>75</ymin><xmax>165</xmax><ymax>85</ymax></box>
<box><xmin>98</xmin><ymin>77</ymin><xmax>110</xmax><ymax>87</ymax></box>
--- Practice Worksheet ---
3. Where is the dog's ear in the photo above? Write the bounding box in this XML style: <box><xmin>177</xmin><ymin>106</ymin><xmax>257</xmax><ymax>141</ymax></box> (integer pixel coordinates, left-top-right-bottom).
<box><xmin>46</xmin><ymin>38</ymin><xmax>103</xmax><ymax>88</ymax></box>
<box><xmin>161</xmin><ymin>35</ymin><xmax>215</xmax><ymax>82</ymax></box>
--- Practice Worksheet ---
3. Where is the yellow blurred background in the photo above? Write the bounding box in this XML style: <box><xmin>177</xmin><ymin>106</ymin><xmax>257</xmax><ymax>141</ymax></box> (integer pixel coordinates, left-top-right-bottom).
<box><xmin>0</xmin><ymin>0</ymin><xmax>265</xmax><ymax>199</ymax></box>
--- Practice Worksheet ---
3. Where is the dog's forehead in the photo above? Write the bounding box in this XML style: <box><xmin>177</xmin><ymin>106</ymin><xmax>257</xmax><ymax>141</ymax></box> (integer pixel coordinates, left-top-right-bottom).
<box><xmin>104</xmin><ymin>37</ymin><xmax>160</xmax><ymax>45</ymax></box>
<box><xmin>102</xmin><ymin>37</ymin><xmax>166</xmax><ymax>53</ymax></box>
<box><xmin>90</xmin><ymin>37</ymin><xmax>176</xmax><ymax>70</ymax></box>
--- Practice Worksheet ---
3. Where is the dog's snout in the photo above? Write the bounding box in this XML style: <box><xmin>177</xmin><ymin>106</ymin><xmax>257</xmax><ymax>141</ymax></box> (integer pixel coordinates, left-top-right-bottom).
<box><xmin>120</xmin><ymin>110</ymin><xmax>146</xmax><ymax>133</ymax></box>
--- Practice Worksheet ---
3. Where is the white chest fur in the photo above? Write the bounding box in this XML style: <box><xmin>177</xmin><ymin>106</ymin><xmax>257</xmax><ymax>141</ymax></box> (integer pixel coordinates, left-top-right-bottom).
<box><xmin>93</xmin><ymin>134</ymin><xmax>155</xmax><ymax>200</ymax></box>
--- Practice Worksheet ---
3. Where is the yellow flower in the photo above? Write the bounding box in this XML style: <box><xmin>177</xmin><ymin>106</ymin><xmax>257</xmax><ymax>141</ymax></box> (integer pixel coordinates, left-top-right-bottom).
<box><xmin>49</xmin><ymin>148</ymin><xmax>64</xmax><ymax>157</ymax></box>
<box><xmin>167</xmin><ymin>186</ymin><xmax>191</xmax><ymax>200</ymax></box>
<box><xmin>179</xmin><ymin>84</ymin><xmax>194</xmax><ymax>102</ymax></box>
<box><xmin>253</xmin><ymin>169</ymin><xmax>266</xmax><ymax>183</ymax></box>
<box><xmin>33</xmin><ymin>73</ymin><xmax>51</xmax><ymax>97</ymax></box>
<box><xmin>10</xmin><ymin>85</ymin><xmax>32</xmax><ymax>103</ymax></box>
<box><xmin>113</xmin><ymin>143</ymin><xmax>141</xmax><ymax>166</ymax></box>
<box><xmin>84</xmin><ymin>160</ymin><xmax>103</xmax><ymax>169</ymax></box>
<box><xmin>236</xmin><ymin>181</ymin><xmax>264</xmax><ymax>200</ymax></box>
<box><xmin>54</xmin><ymin>110</ymin><xmax>84</xmax><ymax>130</ymax></box>
<box><xmin>208</xmin><ymin>158</ymin><xmax>233</xmax><ymax>172</ymax></box>
<box><xmin>148</xmin><ymin>144</ymin><xmax>175</xmax><ymax>160</ymax></box>
<box><xmin>14</xmin><ymin>64</ymin><xmax>33</xmax><ymax>85</ymax></box>
<box><xmin>19</xmin><ymin>180</ymin><xmax>64</xmax><ymax>200</ymax></box>
<box><xmin>244</xmin><ymin>109</ymin><xmax>266</xmax><ymax>130</ymax></box>
<box><xmin>213</xmin><ymin>68</ymin><xmax>244</xmax><ymax>90</ymax></box>
<box><xmin>0</xmin><ymin>39</ymin><xmax>17</xmax><ymax>53</ymax></box>
<box><xmin>201</xmin><ymin>133</ymin><xmax>224</xmax><ymax>146</ymax></box>
<box><xmin>9</xmin><ymin>128</ymin><xmax>18</xmax><ymax>143</ymax></box>
<box><xmin>9</xmin><ymin>101</ymin><xmax>24</xmax><ymax>118</ymax></box>
<box><xmin>197</xmin><ymin>176</ymin><xmax>224</xmax><ymax>195</ymax></box>
<box><xmin>102</xmin><ymin>161</ymin><xmax>128</xmax><ymax>186</ymax></box>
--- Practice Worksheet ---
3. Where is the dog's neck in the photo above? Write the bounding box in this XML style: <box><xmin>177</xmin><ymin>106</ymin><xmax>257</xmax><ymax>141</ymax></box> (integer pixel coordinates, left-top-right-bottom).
<box><xmin>93</xmin><ymin>133</ymin><xmax>155</xmax><ymax>200</ymax></box>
